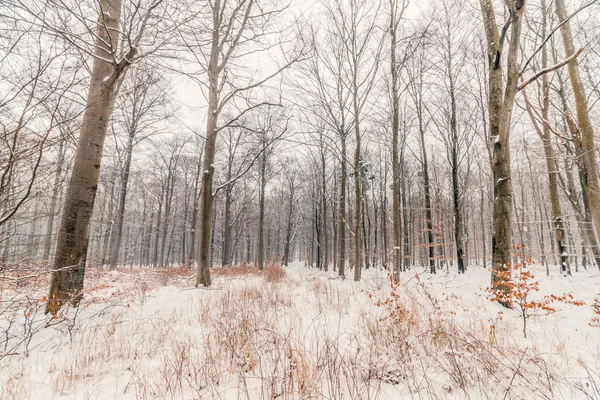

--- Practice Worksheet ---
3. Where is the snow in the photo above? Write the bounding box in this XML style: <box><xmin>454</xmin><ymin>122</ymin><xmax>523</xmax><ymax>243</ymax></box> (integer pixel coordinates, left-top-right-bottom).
<box><xmin>1</xmin><ymin>264</ymin><xmax>600</xmax><ymax>399</ymax></box>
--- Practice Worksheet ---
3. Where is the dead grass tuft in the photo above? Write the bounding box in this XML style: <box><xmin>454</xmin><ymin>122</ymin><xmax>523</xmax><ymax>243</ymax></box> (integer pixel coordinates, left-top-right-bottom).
<box><xmin>263</xmin><ymin>264</ymin><xmax>286</xmax><ymax>284</ymax></box>
<box><xmin>212</xmin><ymin>264</ymin><xmax>259</xmax><ymax>278</ymax></box>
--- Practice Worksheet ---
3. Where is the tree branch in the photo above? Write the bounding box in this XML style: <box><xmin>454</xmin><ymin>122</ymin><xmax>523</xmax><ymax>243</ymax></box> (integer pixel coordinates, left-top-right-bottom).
<box><xmin>519</xmin><ymin>48</ymin><xmax>583</xmax><ymax>91</ymax></box>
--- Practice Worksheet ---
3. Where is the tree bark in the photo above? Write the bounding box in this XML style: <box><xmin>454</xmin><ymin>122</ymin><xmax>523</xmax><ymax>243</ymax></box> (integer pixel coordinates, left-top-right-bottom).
<box><xmin>47</xmin><ymin>0</ymin><xmax>123</xmax><ymax>314</ymax></box>
<box><xmin>523</xmin><ymin>1</ymin><xmax>568</xmax><ymax>275</ymax></box>
<box><xmin>320</xmin><ymin>132</ymin><xmax>329</xmax><ymax>271</ymax></box>
<box><xmin>556</xmin><ymin>77</ymin><xmax>600</xmax><ymax>270</ymax></box>
<box><xmin>108</xmin><ymin>133</ymin><xmax>134</xmax><ymax>269</ymax></box>
<box><xmin>42</xmin><ymin>140</ymin><xmax>66</xmax><ymax>260</ymax></box>
<box><xmin>555</xmin><ymin>0</ymin><xmax>600</xmax><ymax>248</ymax></box>
<box><xmin>390</xmin><ymin>0</ymin><xmax>402</xmax><ymax>279</ymax></box>
<box><xmin>353</xmin><ymin>114</ymin><xmax>362</xmax><ymax>282</ymax></box>
<box><xmin>478</xmin><ymin>0</ymin><xmax>524</xmax><ymax>303</ymax></box>
<box><xmin>418</xmin><ymin>98</ymin><xmax>435</xmax><ymax>274</ymax></box>
<box><xmin>188</xmin><ymin>152</ymin><xmax>202</xmax><ymax>265</ymax></box>
<box><xmin>401</xmin><ymin>161</ymin><xmax>410</xmax><ymax>270</ymax></box>
<box><xmin>195</xmin><ymin>34</ymin><xmax>219</xmax><ymax>287</ymax></box>
<box><xmin>447</xmin><ymin>42</ymin><xmax>464</xmax><ymax>274</ymax></box>
<box><xmin>338</xmin><ymin>135</ymin><xmax>347</xmax><ymax>277</ymax></box>
<box><xmin>283</xmin><ymin>178</ymin><xmax>294</xmax><ymax>266</ymax></box>
<box><xmin>257</xmin><ymin>146</ymin><xmax>267</xmax><ymax>271</ymax></box>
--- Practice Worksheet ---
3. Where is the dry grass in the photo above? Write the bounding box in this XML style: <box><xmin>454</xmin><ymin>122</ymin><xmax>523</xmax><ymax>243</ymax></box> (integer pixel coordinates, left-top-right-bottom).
<box><xmin>1</xmin><ymin>264</ymin><xmax>599</xmax><ymax>399</ymax></box>
<box><xmin>211</xmin><ymin>263</ymin><xmax>259</xmax><ymax>278</ymax></box>
<box><xmin>263</xmin><ymin>264</ymin><xmax>286</xmax><ymax>283</ymax></box>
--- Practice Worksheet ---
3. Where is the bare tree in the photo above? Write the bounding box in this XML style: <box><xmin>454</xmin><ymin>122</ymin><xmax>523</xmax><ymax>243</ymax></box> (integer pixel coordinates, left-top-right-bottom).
<box><xmin>521</xmin><ymin>0</ymin><xmax>568</xmax><ymax>274</ymax></box>
<box><xmin>388</xmin><ymin>0</ymin><xmax>408</xmax><ymax>279</ymax></box>
<box><xmin>108</xmin><ymin>66</ymin><xmax>168</xmax><ymax>269</ymax></box>
<box><xmin>478</xmin><ymin>0</ymin><xmax>525</xmax><ymax>302</ymax></box>
<box><xmin>0</xmin><ymin>25</ymin><xmax>81</xmax><ymax>230</ymax></box>
<box><xmin>43</xmin><ymin>0</ymin><xmax>168</xmax><ymax>314</ymax></box>
<box><xmin>179</xmin><ymin>0</ymin><xmax>306</xmax><ymax>287</ymax></box>
<box><xmin>432</xmin><ymin>0</ymin><xmax>475</xmax><ymax>274</ymax></box>
<box><xmin>554</xmin><ymin>0</ymin><xmax>600</xmax><ymax>250</ymax></box>
<box><xmin>298</xmin><ymin>28</ymin><xmax>353</xmax><ymax>277</ymax></box>
<box><xmin>407</xmin><ymin>48</ymin><xmax>436</xmax><ymax>274</ymax></box>
<box><xmin>320</xmin><ymin>0</ymin><xmax>383</xmax><ymax>281</ymax></box>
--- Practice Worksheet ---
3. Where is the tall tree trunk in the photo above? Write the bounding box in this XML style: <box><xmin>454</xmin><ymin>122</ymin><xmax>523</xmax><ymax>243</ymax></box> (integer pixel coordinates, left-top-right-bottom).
<box><xmin>448</xmin><ymin>61</ymin><xmax>464</xmax><ymax>274</ymax></box>
<box><xmin>321</xmin><ymin>137</ymin><xmax>329</xmax><ymax>271</ymax></box>
<box><xmin>188</xmin><ymin>154</ymin><xmax>202</xmax><ymax>265</ymax></box>
<box><xmin>353</xmin><ymin>113</ymin><xmax>362</xmax><ymax>282</ymax></box>
<box><xmin>338</xmin><ymin>136</ymin><xmax>347</xmax><ymax>277</ymax></box>
<box><xmin>381</xmin><ymin>153</ymin><xmax>389</xmax><ymax>269</ymax></box>
<box><xmin>479</xmin><ymin>0</ymin><xmax>524</xmax><ymax>303</ymax></box>
<box><xmin>101</xmin><ymin>170</ymin><xmax>117</xmax><ymax>265</ymax></box>
<box><xmin>196</xmin><ymin>44</ymin><xmax>219</xmax><ymax>287</ymax></box>
<box><xmin>283</xmin><ymin>180</ymin><xmax>294</xmax><ymax>266</ymax></box>
<box><xmin>315</xmin><ymin>184</ymin><xmax>321</xmax><ymax>269</ymax></box>
<box><xmin>479</xmin><ymin>179</ymin><xmax>487</xmax><ymax>268</ymax></box>
<box><xmin>257</xmin><ymin>149</ymin><xmax>266</xmax><ymax>271</ymax></box>
<box><xmin>152</xmin><ymin>197</ymin><xmax>163</xmax><ymax>267</ymax></box>
<box><xmin>47</xmin><ymin>0</ymin><xmax>123</xmax><ymax>314</ymax></box>
<box><xmin>480</xmin><ymin>0</ymin><xmax>525</xmax><ymax>300</ymax></box>
<box><xmin>390</xmin><ymin>1</ymin><xmax>402</xmax><ymax>279</ymax></box>
<box><xmin>332</xmin><ymin>169</ymin><xmax>338</xmax><ymax>271</ymax></box>
<box><xmin>372</xmin><ymin>184</ymin><xmax>378</xmax><ymax>268</ymax></box>
<box><xmin>418</xmin><ymin>105</ymin><xmax>435</xmax><ymax>273</ymax></box>
<box><xmin>108</xmin><ymin>133</ymin><xmax>134</xmax><ymax>269</ymax></box>
<box><xmin>523</xmin><ymin>1</ymin><xmax>568</xmax><ymax>274</ymax></box>
<box><xmin>555</xmin><ymin>0</ymin><xmax>600</xmax><ymax>247</ymax></box>
<box><xmin>401</xmin><ymin>163</ymin><xmax>410</xmax><ymax>270</ymax></box>
<box><xmin>159</xmin><ymin>168</ymin><xmax>175</xmax><ymax>268</ymax></box>
<box><xmin>361</xmin><ymin>181</ymin><xmax>369</xmax><ymax>270</ymax></box>
<box><xmin>222</xmin><ymin>185</ymin><xmax>233</xmax><ymax>266</ymax></box>
<box><xmin>42</xmin><ymin>140</ymin><xmax>66</xmax><ymax>260</ymax></box>
<box><xmin>557</xmin><ymin>77</ymin><xmax>600</xmax><ymax>270</ymax></box>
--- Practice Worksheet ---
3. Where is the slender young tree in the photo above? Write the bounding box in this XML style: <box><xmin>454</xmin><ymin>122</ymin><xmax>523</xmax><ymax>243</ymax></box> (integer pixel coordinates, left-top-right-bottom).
<box><xmin>108</xmin><ymin>67</ymin><xmax>167</xmax><ymax>269</ymax></box>
<box><xmin>408</xmin><ymin>54</ymin><xmax>435</xmax><ymax>274</ymax></box>
<box><xmin>188</xmin><ymin>0</ymin><xmax>305</xmax><ymax>287</ymax></box>
<box><xmin>389</xmin><ymin>0</ymin><xmax>408</xmax><ymax>280</ymax></box>
<box><xmin>322</xmin><ymin>0</ymin><xmax>383</xmax><ymax>281</ymax></box>
<box><xmin>298</xmin><ymin>26</ymin><xmax>352</xmax><ymax>277</ymax></box>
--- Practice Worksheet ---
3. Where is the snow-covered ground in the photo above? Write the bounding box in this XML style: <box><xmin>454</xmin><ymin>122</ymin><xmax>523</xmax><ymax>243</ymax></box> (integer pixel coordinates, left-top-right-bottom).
<box><xmin>1</xmin><ymin>263</ymin><xmax>600</xmax><ymax>399</ymax></box>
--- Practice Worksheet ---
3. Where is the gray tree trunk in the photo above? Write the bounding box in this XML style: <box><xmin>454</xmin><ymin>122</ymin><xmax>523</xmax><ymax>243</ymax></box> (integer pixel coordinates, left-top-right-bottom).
<box><xmin>556</xmin><ymin>0</ymin><xmax>600</xmax><ymax>248</ymax></box>
<box><xmin>42</xmin><ymin>140</ymin><xmax>66</xmax><ymax>260</ymax></box>
<box><xmin>108</xmin><ymin>133</ymin><xmax>134</xmax><ymax>269</ymax></box>
<box><xmin>478</xmin><ymin>0</ymin><xmax>524</xmax><ymax>303</ymax></box>
<box><xmin>47</xmin><ymin>0</ymin><xmax>123</xmax><ymax>314</ymax></box>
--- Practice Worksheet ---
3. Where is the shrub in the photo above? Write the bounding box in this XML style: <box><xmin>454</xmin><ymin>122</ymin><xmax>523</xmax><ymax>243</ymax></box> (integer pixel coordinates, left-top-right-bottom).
<box><xmin>263</xmin><ymin>264</ymin><xmax>286</xmax><ymax>284</ymax></box>
<box><xmin>487</xmin><ymin>245</ymin><xmax>584</xmax><ymax>338</ymax></box>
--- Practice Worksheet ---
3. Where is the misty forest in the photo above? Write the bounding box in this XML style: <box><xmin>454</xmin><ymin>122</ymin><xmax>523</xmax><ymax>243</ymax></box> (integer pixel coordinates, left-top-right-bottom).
<box><xmin>2</xmin><ymin>0</ymin><xmax>600</xmax><ymax>398</ymax></box>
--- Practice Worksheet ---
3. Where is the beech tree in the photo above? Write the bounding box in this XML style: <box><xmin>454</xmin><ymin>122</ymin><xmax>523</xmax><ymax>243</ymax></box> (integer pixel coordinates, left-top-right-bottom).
<box><xmin>179</xmin><ymin>0</ymin><xmax>307</xmax><ymax>287</ymax></box>
<box><xmin>41</xmin><ymin>0</ymin><xmax>169</xmax><ymax>314</ymax></box>
<box><xmin>478</xmin><ymin>0</ymin><xmax>525</xmax><ymax>302</ymax></box>
<box><xmin>388</xmin><ymin>0</ymin><xmax>408</xmax><ymax>279</ymax></box>
<box><xmin>555</xmin><ymin>0</ymin><xmax>600</xmax><ymax>251</ymax></box>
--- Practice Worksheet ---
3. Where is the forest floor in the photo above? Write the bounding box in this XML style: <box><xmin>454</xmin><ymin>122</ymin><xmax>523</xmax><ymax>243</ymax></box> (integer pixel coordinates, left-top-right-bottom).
<box><xmin>1</xmin><ymin>261</ymin><xmax>600</xmax><ymax>399</ymax></box>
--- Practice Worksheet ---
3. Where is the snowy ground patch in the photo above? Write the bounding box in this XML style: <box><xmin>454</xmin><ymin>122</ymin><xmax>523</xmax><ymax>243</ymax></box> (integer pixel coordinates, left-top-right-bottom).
<box><xmin>1</xmin><ymin>263</ymin><xmax>600</xmax><ymax>399</ymax></box>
